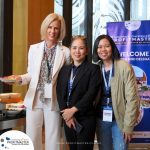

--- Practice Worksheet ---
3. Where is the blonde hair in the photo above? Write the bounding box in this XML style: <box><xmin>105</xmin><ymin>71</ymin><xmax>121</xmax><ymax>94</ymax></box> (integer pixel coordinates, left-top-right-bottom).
<box><xmin>40</xmin><ymin>13</ymin><xmax>66</xmax><ymax>41</ymax></box>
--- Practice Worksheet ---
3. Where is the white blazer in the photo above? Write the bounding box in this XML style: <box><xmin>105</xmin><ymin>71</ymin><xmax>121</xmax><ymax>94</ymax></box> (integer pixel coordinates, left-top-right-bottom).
<box><xmin>21</xmin><ymin>41</ymin><xmax>70</xmax><ymax>111</ymax></box>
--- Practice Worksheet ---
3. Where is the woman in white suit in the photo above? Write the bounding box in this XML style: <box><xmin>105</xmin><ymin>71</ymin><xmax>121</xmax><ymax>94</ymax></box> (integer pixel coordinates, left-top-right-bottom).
<box><xmin>9</xmin><ymin>13</ymin><xmax>70</xmax><ymax>150</ymax></box>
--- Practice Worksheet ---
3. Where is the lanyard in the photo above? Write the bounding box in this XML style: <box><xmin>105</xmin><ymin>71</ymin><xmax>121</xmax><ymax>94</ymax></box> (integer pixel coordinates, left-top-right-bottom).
<box><xmin>102</xmin><ymin>65</ymin><xmax>112</xmax><ymax>105</ymax></box>
<box><xmin>44</xmin><ymin>44</ymin><xmax>51</xmax><ymax>77</ymax></box>
<box><xmin>67</xmin><ymin>68</ymin><xmax>76</xmax><ymax>107</ymax></box>
<box><xmin>68</xmin><ymin>68</ymin><xmax>76</xmax><ymax>97</ymax></box>
<box><xmin>70</xmin><ymin>68</ymin><xmax>76</xmax><ymax>83</ymax></box>
<box><xmin>102</xmin><ymin>65</ymin><xmax>112</xmax><ymax>89</ymax></box>
<box><xmin>44</xmin><ymin>43</ymin><xmax>56</xmax><ymax>79</ymax></box>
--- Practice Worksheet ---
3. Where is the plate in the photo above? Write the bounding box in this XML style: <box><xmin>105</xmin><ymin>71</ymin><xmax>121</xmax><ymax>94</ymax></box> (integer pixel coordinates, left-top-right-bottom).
<box><xmin>6</xmin><ymin>110</ymin><xmax>22</xmax><ymax>117</ymax></box>
<box><xmin>0</xmin><ymin>78</ymin><xmax>16</xmax><ymax>83</ymax></box>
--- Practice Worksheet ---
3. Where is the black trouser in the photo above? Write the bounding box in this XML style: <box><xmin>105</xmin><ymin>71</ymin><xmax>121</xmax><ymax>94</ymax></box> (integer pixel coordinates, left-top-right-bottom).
<box><xmin>64</xmin><ymin>116</ymin><xmax>96</xmax><ymax>150</ymax></box>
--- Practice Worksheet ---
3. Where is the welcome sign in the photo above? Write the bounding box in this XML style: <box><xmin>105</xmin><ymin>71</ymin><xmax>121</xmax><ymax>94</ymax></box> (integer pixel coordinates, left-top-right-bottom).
<box><xmin>107</xmin><ymin>20</ymin><xmax>150</xmax><ymax>143</ymax></box>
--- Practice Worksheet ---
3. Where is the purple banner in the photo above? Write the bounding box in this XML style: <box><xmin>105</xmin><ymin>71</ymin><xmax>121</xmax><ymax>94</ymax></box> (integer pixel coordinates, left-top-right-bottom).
<box><xmin>107</xmin><ymin>21</ymin><xmax>150</xmax><ymax>143</ymax></box>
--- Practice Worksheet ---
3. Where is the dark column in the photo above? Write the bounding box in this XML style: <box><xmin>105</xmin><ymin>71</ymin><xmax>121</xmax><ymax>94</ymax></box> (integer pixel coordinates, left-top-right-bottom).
<box><xmin>0</xmin><ymin>0</ymin><xmax>13</xmax><ymax>93</ymax></box>
<box><xmin>0</xmin><ymin>0</ymin><xmax>4</xmax><ymax>78</ymax></box>
<box><xmin>85</xmin><ymin>0</ymin><xmax>93</xmax><ymax>62</ymax></box>
<box><xmin>124</xmin><ymin>0</ymin><xmax>130</xmax><ymax>20</ymax></box>
<box><xmin>62</xmin><ymin>0</ymin><xmax>72</xmax><ymax>47</ymax></box>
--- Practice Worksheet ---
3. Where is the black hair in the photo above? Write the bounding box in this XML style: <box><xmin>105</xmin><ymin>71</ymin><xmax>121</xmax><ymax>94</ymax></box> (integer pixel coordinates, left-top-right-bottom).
<box><xmin>92</xmin><ymin>34</ymin><xmax>120</xmax><ymax>63</ymax></box>
<box><xmin>70</xmin><ymin>35</ymin><xmax>88</xmax><ymax>48</ymax></box>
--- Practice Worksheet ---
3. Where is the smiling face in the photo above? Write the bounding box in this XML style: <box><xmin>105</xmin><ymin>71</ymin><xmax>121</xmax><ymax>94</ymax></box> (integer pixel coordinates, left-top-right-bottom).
<box><xmin>71</xmin><ymin>38</ymin><xmax>88</xmax><ymax>66</ymax></box>
<box><xmin>97</xmin><ymin>38</ymin><xmax>112</xmax><ymax>62</ymax></box>
<box><xmin>46</xmin><ymin>20</ymin><xmax>61</xmax><ymax>43</ymax></box>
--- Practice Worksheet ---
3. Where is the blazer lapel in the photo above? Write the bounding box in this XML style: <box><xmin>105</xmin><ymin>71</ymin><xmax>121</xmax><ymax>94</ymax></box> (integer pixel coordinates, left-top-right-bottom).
<box><xmin>72</xmin><ymin>61</ymin><xmax>88</xmax><ymax>90</ymax></box>
<box><xmin>64</xmin><ymin>66</ymin><xmax>72</xmax><ymax>90</ymax></box>
<box><xmin>52</xmin><ymin>44</ymin><xmax>64</xmax><ymax>78</ymax></box>
<box><xmin>35</xmin><ymin>41</ymin><xmax>45</xmax><ymax>76</ymax></box>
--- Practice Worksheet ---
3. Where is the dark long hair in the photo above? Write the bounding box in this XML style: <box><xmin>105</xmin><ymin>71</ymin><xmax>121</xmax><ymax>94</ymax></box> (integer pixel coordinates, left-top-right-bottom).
<box><xmin>92</xmin><ymin>34</ymin><xmax>120</xmax><ymax>63</ymax></box>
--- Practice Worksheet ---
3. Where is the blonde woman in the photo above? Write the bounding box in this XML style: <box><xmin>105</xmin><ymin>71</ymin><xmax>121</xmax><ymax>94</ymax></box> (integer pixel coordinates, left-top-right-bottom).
<box><xmin>8</xmin><ymin>13</ymin><xmax>70</xmax><ymax>150</ymax></box>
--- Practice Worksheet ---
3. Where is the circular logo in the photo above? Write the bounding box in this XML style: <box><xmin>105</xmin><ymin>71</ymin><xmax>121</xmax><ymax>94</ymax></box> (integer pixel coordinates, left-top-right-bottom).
<box><xmin>0</xmin><ymin>130</ymin><xmax>34</xmax><ymax>150</ymax></box>
<box><xmin>124</xmin><ymin>21</ymin><xmax>141</xmax><ymax>31</ymax></box>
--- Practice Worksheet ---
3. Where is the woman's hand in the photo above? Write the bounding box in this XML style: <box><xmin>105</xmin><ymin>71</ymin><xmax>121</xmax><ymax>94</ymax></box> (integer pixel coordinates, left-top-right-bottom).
<box><xmin>8</xmin><ymin>75</ymin><xmax>22</xmax><ymax>84</ymax></box>
<box><xmin>123</xmin><ymin>132</ymin><xmax>132</xmax><ymax>143</ymax></box>
<box><xmin>61</xmin><ymin>107</ymin><xmax>78</xmax><ymax>122</ymax></box>
<box><xmin>14</xmin><ymin>75</ymin><xmax>22</xmax><ymax>84</ymax></box>
<box><xmin>0</xmin><ymin>75</ymin><xmax>22</xmax><ymax>85</ymax></box>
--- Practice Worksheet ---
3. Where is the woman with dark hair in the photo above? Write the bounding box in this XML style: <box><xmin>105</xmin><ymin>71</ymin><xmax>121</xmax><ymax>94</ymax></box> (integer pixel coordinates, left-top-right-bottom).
<box><xmin>57</xmin><ymin>35</ymin><xmax>101</xmax><ymax>150</ymax></box>
<box><xmin>93</xmin><ymin>34</ymin><xmax>139</xmax><ymax>150</ymax></box>
<box><xmin>93</xmin><ymin>34</ymin><xmax>120</xmax><ymax>62</ymax></box>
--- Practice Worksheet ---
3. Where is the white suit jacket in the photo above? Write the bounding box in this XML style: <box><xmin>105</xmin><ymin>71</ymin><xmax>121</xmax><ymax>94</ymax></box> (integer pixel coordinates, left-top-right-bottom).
<box><xmin>21</xmin><ymin>41</ymin><xmax>70</xmax><ymax>111</ymax></box>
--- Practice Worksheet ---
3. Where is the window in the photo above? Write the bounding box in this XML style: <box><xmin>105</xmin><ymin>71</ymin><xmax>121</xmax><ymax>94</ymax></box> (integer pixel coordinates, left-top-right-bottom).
<box><xmin>93</xmin><ymin>0</ymin><xmax>125</xmax><ymax>42</ymax></box>
<box><xmin>54</xmin><ymin>0</ymin><xmax>63</xmax><ymax>15</ymax></box>
<box><xmin>130</xmin><ymin>0</ymin><xmax>150</xmax><ymax>20</ymax></box>
<box><xmin>72</xmin><ymin>0</ymin><xmax>86</xmax><ymax>35</ymax></box>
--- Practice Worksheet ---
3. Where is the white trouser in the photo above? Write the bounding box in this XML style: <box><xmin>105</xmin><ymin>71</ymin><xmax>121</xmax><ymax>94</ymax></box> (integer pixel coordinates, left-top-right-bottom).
<box><xmin>26</xmin><ymin>108</ymin><xmax>61</xmax><ymax>150</ymax></box>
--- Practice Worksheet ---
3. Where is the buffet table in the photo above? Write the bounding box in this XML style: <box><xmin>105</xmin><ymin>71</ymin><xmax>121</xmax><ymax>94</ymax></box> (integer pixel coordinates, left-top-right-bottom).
<box><xmin>0</xmin><ymin>112</ymin><xmax>26</xmax><ymax>132</ymax></box>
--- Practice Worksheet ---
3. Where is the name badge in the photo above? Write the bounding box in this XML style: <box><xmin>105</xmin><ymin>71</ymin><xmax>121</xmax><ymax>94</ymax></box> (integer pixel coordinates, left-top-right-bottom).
<box><xmin>103</xmin><ymin>106</ymin><xmax>112</xmax><ymax>122</ymax></box>
<box><xmin>44</xmin><ymin>83</ymin><xmax>52</xmax><ymax>98</ymax></box>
